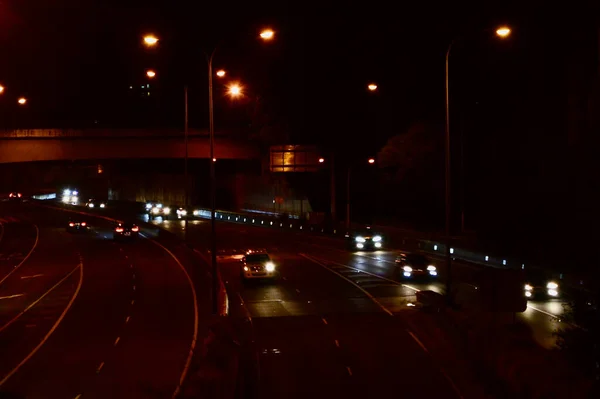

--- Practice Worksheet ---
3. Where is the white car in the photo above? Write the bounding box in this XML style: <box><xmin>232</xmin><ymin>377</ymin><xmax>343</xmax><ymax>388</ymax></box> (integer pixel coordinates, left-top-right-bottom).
<box><xmin>240</xmin><ymin>251</ymin><xmax>277</xmax><ymax>281</ymax></box>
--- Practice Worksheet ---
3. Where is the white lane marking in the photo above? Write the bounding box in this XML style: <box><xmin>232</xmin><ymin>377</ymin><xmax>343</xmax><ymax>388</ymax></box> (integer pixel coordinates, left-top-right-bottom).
<box><xmin>133</xmin><ymin>285</ymin><xmax>136</xmax><ymax>291</ymax></box>
<box><xmin>440</xmin><ymin>368</ymin><xmax>465</xmax><ymax>399</ymax></box>
<box><xmin>114</xmin><ymin>336</ymin><xmax>120</xmax><ymax>346</ymax></box>
<box><xmin>300</xmin><ymin>253</ymin><xmax>393</xmax><ymax>316</ymax></box>
<box><xmin>0</xmin><ymin>265</ymin><xmax>80</xmax><ymax>334</ymax></box>
<box><xmin>321</xmin><ymin>317</ymin><xmax>328</xmax><ymax>325</ymax></box>
<box><xmin>125</xmin><ymin>316</ymin><xmax>130</xmax><ymax>323</ymax></box>
<box><xmin>74</xmin><ymin>394</ymin><xmax>82</xmax><ymax>399</ymax></box>
<box><xmin>237</xmin><ymin>292</ymin><xmax>245</xmax><ymax>306</ymax></box>
<box><xmin>96</xmin><ymin>361</ymin><xmax>105</xmax><ymax>373</ymax></box>
<box><xmin>527</xmin><ymin>304</ymin><xmax>560</xmax><ymax>319</ymax></box>
<box><xmin>132</xmin><ymin>273</ymin><xmax>136</xmax><ymax>280</ymax></box>
<box><xmin>309</xmin><ymin>255</ymin><xmax>420</xmax><ymax>293</ymax></box>
<box><xmin>0</xmin><ymin>224</ymin><xmax>40</xmax><ymax>286</ymax></box>
<box><xmin>131</xmin><ymin>299</ymin><xmax>135</xmax><ymax>305</ymax></box>
<box><xmin>0</xmin><ymin>294</ymin><xmax>25</xmax><ymax>300</ymax></box>
<box><xmin>346</xmin><ymin>366</ymin><xmax>353</xmax><ymax>376</ymax></box>
<box><xmin>407</xmin><ymin>330</ymin><xmax>429</xmax><ymax>353</ymax></box>
<box><xmin>0</xmin><ymin>262</ymin><xmax>83</xmax><ymax>387</ymax></box>
<box><xmin>295</xmin><ymin>288</ymin><xmax>301</xmax><ymax>294</ymax></box>
<box><xmin>282</xmin><ymin>276</ymin><xmax>287</xmax><ymax>281</ymax></box>
<box><xmin>20</xmin><ymin>273</ymin><xmax>44</xmax><ymax>279</ymax></box>
<box><xmin>334</xmin><ymin>339</ymin><xmax>340</xmax><ymax>347</ymax></box>
<box><xmin>140</xmin><ymin>234</ymin><xmax>199</xmax><ymax>399</ymax></box>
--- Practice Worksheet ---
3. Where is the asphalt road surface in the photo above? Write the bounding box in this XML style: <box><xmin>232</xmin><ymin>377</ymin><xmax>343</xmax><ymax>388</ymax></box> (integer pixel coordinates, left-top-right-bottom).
<box><xmin>150</xmin><ymin>217</ymin><xmax>468</xmax><ymax>398</ymax></box>
<box><xmin>150</xmin><ymin>216</ymin><xmax>568</xmax><ymax>352</ymax></box>
<box><xmin>0</xmin><ymin>202</ymin><xmax>199</xmax><ymax>399</ymax></box>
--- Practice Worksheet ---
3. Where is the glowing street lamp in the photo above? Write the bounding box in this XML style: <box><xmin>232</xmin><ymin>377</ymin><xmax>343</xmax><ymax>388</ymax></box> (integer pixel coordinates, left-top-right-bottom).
<box><xmin>216</xmin><ymin>70</ymin><xmax>226</xmax><ymax>78</ymax></box>
<box><xmin>143</xmin><ymin>35</ymin><xmax>159</xmax><ymax>46</ymax></box>
<box><xmin>17</xmin><ymin>97</ymin><xmax>27</xmax><ymax>105</ymax></box>
<box><xmin>368</xmin><ymin>158</ymin><xmax>375</xmax><ymax>164</ymax></box>
<box><xmin>367</xmin><ymin>83</ymin><xmax>378</xmax><ymax>91</ymax></box>
<box><xmin>227</xmin><ymin>83</ymin><xmax>242</xmax><ymax>97</ymax></box>
<box><xmin>495</xmin><ymin>27</ymin><xmax>511</xmax><ymax>38</ymax></box>
<box><xmin>259</xmin><ymin>29</ymin><xmax>275</xmax><ymax>40</ymax></box>
<box><xmin>318</xmin><ymin>158</ymin><xmax>325</xmax><ymax>163</ymax></box>
<box><xmin>0</xmin><ymin>85</ymin><xmax>4</xmax><ymax>94</ymax></box>
<box><xmin>146</xmin><ymin>70</ymin><xmax>156</xmax><ymax>78</ymax></box>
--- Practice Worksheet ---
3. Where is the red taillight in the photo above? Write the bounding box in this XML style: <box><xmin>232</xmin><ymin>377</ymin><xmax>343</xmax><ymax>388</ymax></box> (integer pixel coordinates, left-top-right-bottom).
<box><xmin>132</xmin><ymin>226</ymin><xmax>139</xmax><ymax>232</ymax></box>
<box><xmin>81</xmin><ymin>222</ymin><xmax>86</xmax><ymax>226</ymax></box>
<box><xmin>9</xmin><ymin>193</ymin><xmax>13</xmax><ymax>198</ymax></box>
<box><xmin>115</xmin><ymin>227</ymin><xmax>124</xmax><ymax>232</ymax></box>
<box><xmin>17</xmin><ymin>193</ymin><xmax>21</xmax><ymax>197</ymax></box>
<box><xmin>69</xmin><ymin>222</ymin><xmax>75</xmax><ymax>227</ymax></box>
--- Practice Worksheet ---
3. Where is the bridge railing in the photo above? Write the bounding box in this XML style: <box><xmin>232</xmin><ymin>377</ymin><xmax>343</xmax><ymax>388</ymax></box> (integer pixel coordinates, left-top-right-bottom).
<box><xmin>0</xmin><ymin>128</ymin><xmax>221</xmax><ymax>138</ymax></box>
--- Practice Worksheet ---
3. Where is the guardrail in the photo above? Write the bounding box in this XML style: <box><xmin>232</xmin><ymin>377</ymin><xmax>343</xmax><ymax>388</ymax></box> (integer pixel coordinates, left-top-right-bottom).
<box><xmin>33</xmin><ymin>196</ymin><xmax>597</xmax><ymax>298</ymax></box>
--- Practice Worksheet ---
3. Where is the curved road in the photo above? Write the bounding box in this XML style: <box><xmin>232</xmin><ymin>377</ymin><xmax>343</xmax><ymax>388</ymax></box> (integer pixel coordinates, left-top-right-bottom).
<box><xmin>154</xmin><ymin>218</ymin><xmax>465</xmax><ymax>398</ymax></box>
<box><xmin>0</xmin><ymin>202</ymin><xmax>198</xmax><ymax>399</ymax></box>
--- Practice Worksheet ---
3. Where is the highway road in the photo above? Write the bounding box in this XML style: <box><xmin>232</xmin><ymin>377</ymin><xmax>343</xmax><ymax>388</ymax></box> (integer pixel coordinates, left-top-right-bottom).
<box><xmin>149</xmin><ymin>217</ymin><xmax>473</xmax><ymax>398</ymax></box>
<box><xmin>0</xmin><ymin>202</ymin><xmax>201</xmax><ymax>399</ymax></box>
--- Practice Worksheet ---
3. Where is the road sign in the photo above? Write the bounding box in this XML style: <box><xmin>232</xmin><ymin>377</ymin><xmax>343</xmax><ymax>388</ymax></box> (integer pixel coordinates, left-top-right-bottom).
<box><xmin>270</xmin><ymin>145</ymin><xmax>322</xmax><ymax>172</ymax></box>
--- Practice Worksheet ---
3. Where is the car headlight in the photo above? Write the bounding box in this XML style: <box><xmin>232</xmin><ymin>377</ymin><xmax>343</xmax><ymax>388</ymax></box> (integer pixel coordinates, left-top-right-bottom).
<box><xmin>427</xmin><ymin>265</ymin><xmax>436</xmax><ymax>271</ymax></box>
<box><xmin>372</xmin><ymin>235</ymin><xmax>382</xmax><ymax>242</ymax></box>
<box><xmin>163</xmin><ymin>207</ymin><xmax>171</xmax><ymax>214</ymax></box>
<box><xmin>100</xmin><ymin>203</ymin><xmax>105</xmax><ymax>208</ymax></box>
<box><xmin>403</xmin><ymin>266</ymin><xmax>413</xmax><ymax>272</ymax></box>
<box><xmin>525</xmin><ymin>284</ymin><xmax>533</xmax><ymax>291</ymax></box>
<box><xmin>265</xmin><ymin>262</ymin><xmax>275</xmax><ymax>272</ymax></box>
<box><xmin>146</xmin><ymin>203</ymin><xmax>152</xmax><ymax>210</ymax></box>
<box><xmin>547</xmin><ymin>282</ymin><xmax>558</xmax><ymax>290</ymax></box>
<box><xmin>152</xmin><ymin>207</ymin><xmax>160</xmax><ymax>214</ymax></box>
<box><xmin>179</xmin><ymin>210</ymin><xmax>187</xmax><ymax>216</ymax></box>
<box><xmin>88</xmin><ymin>203</ymin><xmax>94</xmax><ymax>208</ymax></box>
<box><xmin>355</xmin><ymin>236</ymin><xmax>366</xmax><ymax>243</ymax></box>
<box><xmin>193</xmin><ymin>210</ymin><xmax>200</xmax><ymax>216</ymax></box>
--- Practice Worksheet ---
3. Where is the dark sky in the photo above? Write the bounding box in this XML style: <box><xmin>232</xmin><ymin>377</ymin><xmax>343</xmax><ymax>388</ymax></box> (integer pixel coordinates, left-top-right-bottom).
<box><xmin>0</xmin><ymin>1</ymin><xmax>597</xmax><ymax>157</ymax></box>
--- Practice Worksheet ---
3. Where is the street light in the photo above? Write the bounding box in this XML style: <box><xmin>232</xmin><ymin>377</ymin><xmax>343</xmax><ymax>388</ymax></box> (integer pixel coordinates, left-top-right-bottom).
<box><xmin>143</xmin><ymin>35</ymin><xmax>159</xmax><ymax>46</ymax></box>
<box><xmin>0</xmin><ymin>85</ymin><xmax>4</xmax><ymax>94</ymax></box>
<box><xmin>259</xmin><ymin>29</ymin><xmax>275</xmax><ymax>40</ymax></box>
<box><xmin>227</xmin><ymin>83</ymin><xmax>242</xmax><ymax>97</ymax></box>
<box><xmin>216</xmin><ymin>70</ymin><xmax>226</xmax><ymax>78</ymax></box>
<box><xmin>368</xmin><ymin>158</ymin><xmax>375</xmax><ymax>164</ymax></box>
<box><xmin>146</xmin><ymin>70</ymin><xmax>156</xmax><ymax>78</ymax></box>
<box><xmin>367</xmin><ymin>83</ymin><xmax>378</xmax><ymax>91</ymax></box>
<box><xmin>318</xmin><ymin>158</ymin><xmax>325</xmax><ymax>163</ymax></box>
<box><xmin>17</xmin><ymin>97</ymin><xmax>26</xmax><ymax>105</ymax></box>
<box><xmin>444</xmin><ymin>26</ymin><xmax>511</xmax><ymax>304</ymax></box>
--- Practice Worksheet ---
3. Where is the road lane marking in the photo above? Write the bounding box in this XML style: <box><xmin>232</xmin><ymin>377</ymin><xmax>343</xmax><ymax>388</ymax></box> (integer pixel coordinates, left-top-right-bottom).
<box><xmin>346</xmin><ymin>366</ymin><xmax>353</xmax><ymax>376</ymax></box>
<box><xmin>0</xmin><ymin>293</ymin><xmax>24</xmax><ymax>300</ymax></box>
<box><xmin>140</xmin><ymin>234</ymin><xmax>199</xmax><ymax>399</ymax></box>
<box><xmin>130</xmin><ymin>264</ymin><xmax>133</xmax><ymax>268</ymax></box>
<box><xmin>295</xmin><ymin>288</ymin><xmax>301</xmax><ymax>294</ymax></box>
<box><xmin>440</xmin><ymin>368</ymin><xmax>465</xmax><ymax>399</ymax></box>
<box><xmin>0</xmin><ymin>265</ymin><xmax>80</xmax><ymax>334</ymax></box>
<box><xmin>133</xmin><ymin>285</ymin><xmax>136</xmax><ymax>291</ymax></box>
<box><xmin>74</xmin><ymin>394</ymin><xmax>82</xmax><ymax>399</ymax></box>
<box><xmin>334</xmin><ymin>339</ymin><xmax>340</xmax><ymax>347</ymax></box>
<box><xmin>20</xmin><ymin>273</ymin><xmax>44</xmax><ymax>279</ymax></box>
<box><xmin>527</xmin><ymin>304</ymin><xmax>560</xmax><ymax>319</ymax></box>
<box><xmin>237</xmin><ymin>292</ymin><xmax>245</xmax><ymax>306</ymax></box>
<box><xmin>300</xmin><ymin>253</ymin><xmax>394</xmax><ymax>316</ymax></box>
<box><xmin>132</xmin><ymin>273</ymin><xmax>136</xmax><ymax>280</ymax></box>
<box><xmin>321</xmin><ymin>317</ymin><xmax>328</xmax><ymax>325</ymax></box>
<box><xmin>125</xmin><ymin>316</ymin><xmax>130</xmax><ymax>323</ymax></box>
<box><xmin>114</xmin><ymin>337</ymin><xmax>120</xmax><ymax>346</ymax></box>
<box><xmin>407</xmin><ymin>330</ymin><xmax>429</xmax><ymax>353</ymax></box>
<box><xmin>0</xmin><ymin>224</ymin><xmax>40</xmax><ymax>286</ymax></box>
<box><xmin>96</xmin><ymin>361</ymin><xmax>104</xmax><ymax>373</ymax></box>
<box><xmin>0</xmin><ymin>262</ymin><xmax>83</xmax><ymax>387</ymax></box>
<box><xmin>131</xmin><ymin>299</ymin><xmax>135</xmax><ymax>305</ymax></box>
<box><xmin>282</xmin><ymin>276</ymin><xmax>287</xmax><ymax>281</ymax></box>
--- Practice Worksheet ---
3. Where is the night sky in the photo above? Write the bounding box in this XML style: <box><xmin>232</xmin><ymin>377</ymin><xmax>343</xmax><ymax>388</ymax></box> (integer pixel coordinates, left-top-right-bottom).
<box><xmin>2</xmin><ymin>1</ymin><xmax>600</xmax><ymax>262</ymax></box>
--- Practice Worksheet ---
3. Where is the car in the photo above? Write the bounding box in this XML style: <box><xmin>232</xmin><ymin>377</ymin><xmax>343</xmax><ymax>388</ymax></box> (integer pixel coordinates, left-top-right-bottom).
<box><xmin>146</xmin><ymin>202</ymin><xmax>172</xmax><ymax>220</ymax></box>
<box><xmin>240</xmin><ymin>250</ymin><xmax>277</xmax><ymax>282</ymax></box>
<box><xmin>345</xmin><ymin>226</ymin><xmax>383</xmax><ymax>251</ymax></box>
<box><xmin>395</xmin><ymin>253</ymin><xmax>438</xmax><ymax>279</ymax></box>
<box><xmin>114</xmin><ymin>222</ymin><xmax>140</xmax><ymax>241</ymax></box>
<box><xmin>524</xmin><ymin>269</ymin><xmax>560</xmax><ymax>299</ymax></box>
<box><xmin>67</xmin><ymin>219</ymin><xmax>88</xmax><ymax>233</ymax></box>
<box><xmin>85</xmin><ymin>198</ymin><xmax>106</xmax><ymax>209</ymax></box>
<box><xmin>176</xmin><ymin>207</ymin><xmax>188</xmax><ymax>219</ymax></box>
<box><xmin>8</xmin><ymin>192</ymin><xmax>23</xmax><ymax>201</ymax></box>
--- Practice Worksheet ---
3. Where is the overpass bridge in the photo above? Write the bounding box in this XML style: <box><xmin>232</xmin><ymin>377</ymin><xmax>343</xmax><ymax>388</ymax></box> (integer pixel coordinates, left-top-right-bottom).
<box><xmin>0</xmin><ymin>128</ymin><xmax>260</xmax><ymax>163</ymax></box>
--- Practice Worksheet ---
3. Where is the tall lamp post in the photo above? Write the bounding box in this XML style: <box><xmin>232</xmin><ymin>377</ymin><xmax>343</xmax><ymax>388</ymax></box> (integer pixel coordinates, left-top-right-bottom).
<box><xmin>444</xmin><ymin>26</ymin><xmax>511</xmax><ymax>304</ymax></box>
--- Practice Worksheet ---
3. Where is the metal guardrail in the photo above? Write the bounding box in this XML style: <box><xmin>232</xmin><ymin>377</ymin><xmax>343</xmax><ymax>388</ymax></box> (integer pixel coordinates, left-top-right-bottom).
<box><xmin>0</xmin><ymin>128</ymin><xmax>217</xmax><ymax>138</ymax></box>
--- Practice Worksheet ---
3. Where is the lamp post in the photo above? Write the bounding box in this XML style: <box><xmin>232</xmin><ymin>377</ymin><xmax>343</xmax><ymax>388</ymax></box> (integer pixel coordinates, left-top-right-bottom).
<box><xmin>444</xmin><ymin>26</ymin><xmax>511</xmax><ymax>304</ymax></box>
